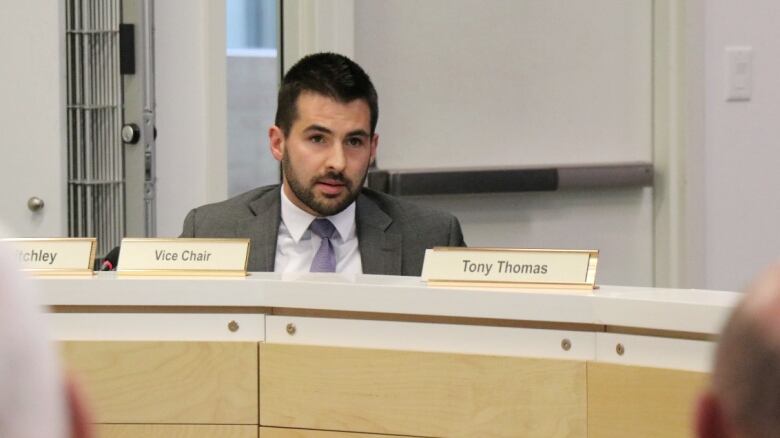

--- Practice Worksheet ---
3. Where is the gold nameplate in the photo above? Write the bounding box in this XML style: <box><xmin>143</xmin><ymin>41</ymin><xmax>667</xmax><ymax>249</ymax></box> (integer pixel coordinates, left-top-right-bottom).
<box><xmin>0</xmin><ymin>238</ymin><xmax>97</xmax><ymax>275</ymax></box>
<box><xmin>422</xmin><ymin>247</ymin><xmax>598</xmax><ymax>291</ymax></box>
<box><xmin>117</xmin><ymin>238</ymin><xmax>250</xmax><ymax>277</ymax></box>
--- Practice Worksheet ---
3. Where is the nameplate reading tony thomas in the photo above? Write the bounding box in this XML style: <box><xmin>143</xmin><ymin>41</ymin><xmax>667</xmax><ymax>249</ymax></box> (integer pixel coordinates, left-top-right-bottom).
<box><xmin>421</xmin><ymin>247</ymin><xmax>598</xmax><ymax>290</ymax></box>
<box><xmin>0</xmin><ymin>238</ymin><xmax>97</xmax><ymax>275</ymax></box>
<box><xmin>117</xmin><ymin>238</ymin><xmax>250</xmax><ymax>276</ymax></box>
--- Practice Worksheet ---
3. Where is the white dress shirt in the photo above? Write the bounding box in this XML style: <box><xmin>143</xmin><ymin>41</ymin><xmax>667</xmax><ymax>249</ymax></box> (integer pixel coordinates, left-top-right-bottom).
<box><xmin>274</xmin><ymin>189</ymin><xmax>363</xmax><ymax>274</ymax></box>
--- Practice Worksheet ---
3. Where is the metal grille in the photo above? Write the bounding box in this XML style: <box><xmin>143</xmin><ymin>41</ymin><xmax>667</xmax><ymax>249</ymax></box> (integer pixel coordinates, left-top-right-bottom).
<box><xmin>66</xmin><ymin>0</ymin><xmax>124</xmax><ymax>257</ymax></box>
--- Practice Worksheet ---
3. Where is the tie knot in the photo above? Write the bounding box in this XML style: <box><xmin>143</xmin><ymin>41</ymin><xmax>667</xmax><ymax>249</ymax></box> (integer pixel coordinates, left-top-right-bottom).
<box><xmin>309</xmin><ymin>218</ymin><xmax>337</xmax><ymax>239</ymax></box>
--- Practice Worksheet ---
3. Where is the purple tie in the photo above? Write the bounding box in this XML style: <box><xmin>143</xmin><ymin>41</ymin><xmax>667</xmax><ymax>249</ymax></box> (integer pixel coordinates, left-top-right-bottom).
<box><xmin>309</xmin><ymin>218</ymin><xmax>337</xmax><ymax>272</ymax></box>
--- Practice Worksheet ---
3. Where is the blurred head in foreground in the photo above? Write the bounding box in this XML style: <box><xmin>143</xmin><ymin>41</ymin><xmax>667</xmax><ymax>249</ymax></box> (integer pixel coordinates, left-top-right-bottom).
<box><xmin>0</xmin><ymin>236</ymin><xmax>91</xmax><ymax>438</ymax></box>
<box><xmin>696</xmin><ymin>263</ymin><xmax>780</xmax><ymax>438</ymax></box>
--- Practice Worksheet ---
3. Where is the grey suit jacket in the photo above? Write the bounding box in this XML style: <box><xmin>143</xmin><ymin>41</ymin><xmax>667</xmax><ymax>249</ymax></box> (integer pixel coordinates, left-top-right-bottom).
<box><xmin>180</xmin><ymin>185</ymin><xmax>465</xmax><ymax>276</ymax></box>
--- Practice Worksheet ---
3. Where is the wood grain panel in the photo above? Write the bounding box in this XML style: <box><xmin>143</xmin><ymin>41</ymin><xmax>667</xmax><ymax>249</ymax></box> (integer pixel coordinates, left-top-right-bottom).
<box><xmin>587</xmin><ymin>362</ymin><xmax>708</xmax><ymax>438</ymax></box>
<box><xmin>260</xmin><ymin>427</ymin><xmax>412</xmax><ymax>438</ymax></box>
<box><xmin>96</xmin><ymin>424</ymin><xmax>257</xmax><ymax>438</ymax></box>
<box><xmin>61</xmin><ymin>341</ymin><xmax>258</xmax><ymax>424</ymax></box>
<box><xmin>259</xmin><ymin>343</ymin><xmax>586</xmax><ymax>437</ymax></box>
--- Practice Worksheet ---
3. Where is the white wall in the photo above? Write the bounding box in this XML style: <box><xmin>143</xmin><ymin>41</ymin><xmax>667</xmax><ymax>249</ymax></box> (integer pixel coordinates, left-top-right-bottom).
<box><xmin>155</xmin><ymin>0</ymin><xmax>228</xmax><ymax>237</ymax></box>
<box><xmin>702</xmin><ymin>1</ymin><xmax>780</xmax><ymax>290</ymax></box>
<box><xmin>352</xmin><ymin>0</ymin><xmax>654</xmax><ymax>286</ymax></box>
<box><xmin>356</xmin><ymin>0</ymin><xmax>652</xmax><ymax>170</ymax></box>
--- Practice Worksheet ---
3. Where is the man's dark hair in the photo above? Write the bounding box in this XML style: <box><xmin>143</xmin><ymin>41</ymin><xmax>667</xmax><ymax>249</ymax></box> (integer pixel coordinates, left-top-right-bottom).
<box><xmin>274</xmin><ymin>52</ymin><xmax>378</xmax><ymax>136</ymax></box>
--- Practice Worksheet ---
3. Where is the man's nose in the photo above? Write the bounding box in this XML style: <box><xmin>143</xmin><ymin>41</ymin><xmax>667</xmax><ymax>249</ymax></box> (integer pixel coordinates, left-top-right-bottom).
<box><xmin>325</xmin><ymin>143</ymin><xmax>347</xmax><ymax>171</ymax></box>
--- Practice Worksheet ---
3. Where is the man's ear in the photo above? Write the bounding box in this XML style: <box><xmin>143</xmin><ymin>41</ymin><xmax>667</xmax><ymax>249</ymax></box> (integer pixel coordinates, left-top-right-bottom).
<box><xmin>369</xmin><ymin>133</ymin><xmax>379</xmax><ymax>166</ymax></box>
<box><xmin>66</xmin><ymin>375</ymin><xmax>93</xmax><ymax>438</ymax></box>
<box><xmin>694</xmin><ymin>391</ymin><xmax>731</xmax><ymax>438</ymax></box>
<box><xmin>269</xmin><ymin>125</ymin><xmax>285</xmax><ymax>161</ymax></box>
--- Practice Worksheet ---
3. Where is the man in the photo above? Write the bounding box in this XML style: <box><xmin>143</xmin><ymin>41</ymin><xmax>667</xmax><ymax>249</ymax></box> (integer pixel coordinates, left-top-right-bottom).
<box><xmin>694</xmin><ymin>263</ymin><xmax>780</xmax><ymax>438</ymax></box>
<box><xmin>181</xmin><ymin>52</ymin><xmax>465</xmax><ymax>275</ymax></box>
<box><xmin>0</xmin><ymin>236</ymin><xmax>92</xmax><ymax>437</ymax></box>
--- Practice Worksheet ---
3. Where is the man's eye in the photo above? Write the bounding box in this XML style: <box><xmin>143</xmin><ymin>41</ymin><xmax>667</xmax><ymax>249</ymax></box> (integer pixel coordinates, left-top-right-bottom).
<box><xmin>310</xmin><ymin>135</ymin><xmax>325</xmax><ymax>144</ymax></box>
<box><xmin>346</xmin><ymin>137</ymin><xmax>364</xmax><ymax>147</ymax></box>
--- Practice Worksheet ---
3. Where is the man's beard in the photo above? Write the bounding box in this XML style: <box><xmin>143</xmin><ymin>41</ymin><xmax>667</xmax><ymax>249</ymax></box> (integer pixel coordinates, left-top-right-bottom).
<box><xmin>282</xmin><ymin>152</ymin><xmax>367</xmax><ymax>217</ymax></box>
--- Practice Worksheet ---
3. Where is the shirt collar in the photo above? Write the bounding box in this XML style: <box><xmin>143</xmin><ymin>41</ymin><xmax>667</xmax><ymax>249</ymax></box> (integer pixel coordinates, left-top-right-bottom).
<box><xmin>280</xmin><ymin>187</ymin><xmax>357</xmax><ymax>244</ymax></box>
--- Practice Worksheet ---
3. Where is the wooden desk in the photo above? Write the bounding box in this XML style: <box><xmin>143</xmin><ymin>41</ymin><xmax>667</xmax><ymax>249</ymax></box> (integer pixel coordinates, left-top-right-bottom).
<box><xmin>38</xmin><ymin>273</ymin><xmax>737</xmax><ymax>438</ymax></box>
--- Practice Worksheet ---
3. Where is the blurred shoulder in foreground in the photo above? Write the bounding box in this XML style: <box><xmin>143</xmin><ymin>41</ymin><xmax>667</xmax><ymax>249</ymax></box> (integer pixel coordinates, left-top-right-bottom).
<box><xmin>0</xmin><ymin>228</ymin><xmax>92</xmax><ymax>438</ymax></box>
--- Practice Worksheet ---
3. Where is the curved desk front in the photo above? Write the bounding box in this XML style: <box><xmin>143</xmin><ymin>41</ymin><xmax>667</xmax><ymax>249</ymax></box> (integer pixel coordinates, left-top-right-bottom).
<box><xmin>38</xmin><ymin>273</ymin><xmax>738</xmax><ymax>438</ymax></box>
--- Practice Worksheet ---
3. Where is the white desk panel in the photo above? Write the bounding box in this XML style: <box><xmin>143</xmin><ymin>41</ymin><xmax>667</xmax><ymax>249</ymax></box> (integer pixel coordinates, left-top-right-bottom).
<box><xmin>266</xmin><ymin>315</ymin><xmax>596</xmax><ymax>361</ymax></box>
<box><xmin>35</xmin><ymin>272</ymin><xmax>740</xmax><ymax>335</ymax></box>
<box><xmin>596</xmin><ymin>333</ymin><xmax>716</xmax><ymax>372</ymax></box>
<box><xmin>49</xmin><ymin>313</ymin><xmax>265</xmax><ymax>341</ymax></box>
<box><xmin>593</xmin><ymin>285</ymin><xmax>738</xmax><ymax>334</ymax></box>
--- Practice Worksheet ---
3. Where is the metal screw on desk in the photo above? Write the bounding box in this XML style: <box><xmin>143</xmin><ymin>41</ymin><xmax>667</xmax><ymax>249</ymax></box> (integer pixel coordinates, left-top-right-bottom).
<box><xmin>561</xmin><ymin>338</ymin><xmax>572</xmax><ymax>351</ymax></box>
<box><xmin>286</xmin><ymin>323</ymin><xmax>296</xmax><ymax>335</ymax></box>
<box><xmin>616</xmin><ymin>343</ymin><xmax>625</xmax><ymax>356</ymax></box>
<box><xmin>227</xmin><ymin>320</ymin><xmax>239</xmax><ymax>332</ymax></box>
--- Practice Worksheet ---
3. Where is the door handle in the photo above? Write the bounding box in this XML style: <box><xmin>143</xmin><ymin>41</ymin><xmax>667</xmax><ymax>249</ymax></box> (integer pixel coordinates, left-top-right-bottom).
<box><xmin>27</xmin><ymin>196</ymin><xmax>44</xmax><ymax>212</ymax></box>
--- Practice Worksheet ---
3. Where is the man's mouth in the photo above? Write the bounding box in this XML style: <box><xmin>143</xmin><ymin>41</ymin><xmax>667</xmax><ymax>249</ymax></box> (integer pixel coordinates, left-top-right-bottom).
<box><xmin>316</xmin><ymin>178</ymin><xmax>346</xmax><ymax>195</ymax></box>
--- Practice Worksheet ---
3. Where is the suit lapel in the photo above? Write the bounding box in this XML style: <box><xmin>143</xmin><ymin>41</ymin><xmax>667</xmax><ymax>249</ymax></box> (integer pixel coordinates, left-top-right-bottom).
<box><xmin>356</xmin><ymin>194</ymin><xmax>402</xmax><ymax>275</ymax></box>
<box><xmin>240</xmin><ymin>186</ymin><xmax>281</xmax><ymax>272</ymax></box>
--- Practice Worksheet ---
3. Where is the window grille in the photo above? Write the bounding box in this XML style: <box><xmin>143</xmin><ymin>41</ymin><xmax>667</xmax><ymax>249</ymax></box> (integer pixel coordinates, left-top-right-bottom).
<box><xmin>65</xmin><ymin>0</ymin><xmax>124</xmax><ymax>257</ymax></box>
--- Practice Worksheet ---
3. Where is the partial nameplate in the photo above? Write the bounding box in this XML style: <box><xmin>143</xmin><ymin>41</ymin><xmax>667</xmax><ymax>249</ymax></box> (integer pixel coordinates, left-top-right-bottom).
<box><xmin>117</xmin><ymin>238</ymin><xmax>250</xmax><ymax>277</ymax></box>
<box><xmin>0</xmin><ymin>238</ymin><xmax>97</xmax><ymax>275</ymax></box>
<box><xmin>422</xmin><ymin>247</ymin><xmax>598</xmax><ymax>291</ymax></box>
